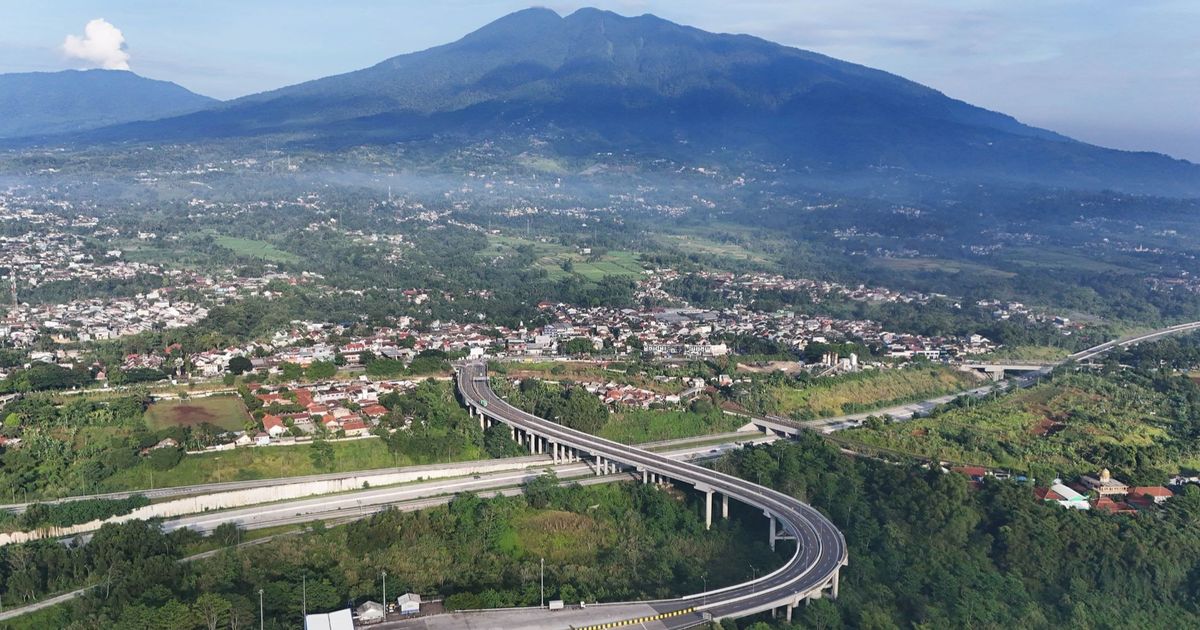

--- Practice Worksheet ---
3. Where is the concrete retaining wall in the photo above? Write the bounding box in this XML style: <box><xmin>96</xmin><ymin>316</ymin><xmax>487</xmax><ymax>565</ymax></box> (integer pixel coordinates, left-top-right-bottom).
<box><xmin>0</xmin><ymin>457</ymin><xmax>545</xmax><ymax>546</ymax></box>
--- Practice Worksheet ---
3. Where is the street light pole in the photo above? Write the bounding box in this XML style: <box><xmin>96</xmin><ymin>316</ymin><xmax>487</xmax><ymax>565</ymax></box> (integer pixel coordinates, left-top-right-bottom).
<box><xmin>702</xmin><ymin>574</ymin><xmax>707</xmax><ymax>606</ymax></box>
<box><xmin>258</xmin><ymin>588</ymin><xmax>264</xmax><ymax>630</ymax></box>
<box><xmin>302</xmin><ymin>573</ymin><xmax>307</xmax><ymax>619</ymax></box>
<box><xmin>540</xmin><ymin>557</ymin><xmax>545</xmax><ymax>608</ymax></box>
<box><xmin>382</xmin><ymin>570</ymin><xmax>388</xmax><ymax>611</ymax></box>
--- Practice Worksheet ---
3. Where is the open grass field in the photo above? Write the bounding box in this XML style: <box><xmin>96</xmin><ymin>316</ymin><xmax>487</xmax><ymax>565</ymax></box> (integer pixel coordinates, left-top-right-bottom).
<box><xmin>498</xmin><ymin>361</ymin><xmax>677</xmax><ymax>393</ymax></box>
<box><xmin>144</xmin><ymin>396</ymin><xmax>249</xmax><ymax>432</ymax></box>
<box><xmin>99</xmin><ymin>437</ymin><xmax>486</xmax><ymax>492</ymax></box>
<box><xmin>507</xmin><ymin>509</ymin><xmax>614</xmax><ymax>563</ymax></box>
<box><xmin>657</xmin><ymin>232</ymin><xmax>777</xmax><ymax>266</ymax></box>
<box><xmin>868</xmin><ymin>256</ymin><xmax>1017</xmax><ymax>278</ymax></box>
<box><xmin>772</xmin><ymin>366</ymin><xmax>977</xmax><ymax>419</ymax></box>
<box><xmin>840</xmin><ymin>372</ymin><xmax>1178</xmax><ymax>477</ymax></box>
<box><xmin>599</xmin><ymin>409</ymin><xmax>744</xmax><ymax>444</ymax></box>
<box><xmin>997</xmin><ymin>246</ymin><xmax>1135</xmax><ymax>273</ymax></box>
<box><xmin>213</xmin><ymin>235</ymin><xmax>300</xmax><ymax>264</ymax></box>
<box><xmin>481</xmin><ymin>234</ymin><xmax>643</xmax><ymax>281</ymax></box>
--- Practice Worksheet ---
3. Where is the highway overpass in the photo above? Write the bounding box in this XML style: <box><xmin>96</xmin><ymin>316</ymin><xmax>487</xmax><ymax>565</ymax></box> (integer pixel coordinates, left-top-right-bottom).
<box><xmin>456</xmin><ymin>362</ymin><xmax>848</xmax><ymax>626</ymax></box>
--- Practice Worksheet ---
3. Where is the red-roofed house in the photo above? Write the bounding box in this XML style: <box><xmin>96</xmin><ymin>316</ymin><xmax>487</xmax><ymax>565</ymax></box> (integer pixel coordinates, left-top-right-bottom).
<box><xmin>293</xmin><ymin>388</ymin><xmax>314</xmax><ymax>407</ymax></box>
<box><xmin>952</xmin><ymin>466</ymin><xmax>988</xmax><ymax>483</ymax></box>
<box><xmin>255</xmin><ymin>392</ymin><xmax>284</xmax><ymax>405</ymax></box>
<box><xmin>341</xmin><ymin>419</ymin><xmax>371</xmax><ymax>437</ymax></box>
<box><xmin>1128</xmin><ymin>486</ymin><xmax>1173</xmax><ymax>504</ymax></box>
<box><xmin>361</xmin><ymin>404</ymin><xmax>389</xmax><ymax>418</ymax></box>
<box><xmin>1092</xmin><ymin>497</ymin><xmax>1136</xmax><ymax>515</ymax></box>
<box><xmin>262</xmin><ymin>414</ymin><xmax>287</xmax><ymax>438</ymax></box>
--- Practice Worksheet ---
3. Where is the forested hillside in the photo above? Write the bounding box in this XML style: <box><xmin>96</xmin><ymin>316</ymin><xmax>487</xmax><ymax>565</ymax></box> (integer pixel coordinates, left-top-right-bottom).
<box><xmin>716</xmin><ymin>435</ymin><xmax>1200</xmax><ymax>629</ymax></box>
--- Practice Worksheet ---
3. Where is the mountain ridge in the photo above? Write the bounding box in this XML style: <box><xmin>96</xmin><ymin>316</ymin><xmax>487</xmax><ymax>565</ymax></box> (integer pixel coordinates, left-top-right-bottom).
<box><xmin>13</xmin><ymin>8</ymin><xmax>1200</xmax><ymax>196</ymax></box>
<box><xmin>0</xmin><ymin>69</ymin><xmax>217</xmax><ymax>139</ymax></box>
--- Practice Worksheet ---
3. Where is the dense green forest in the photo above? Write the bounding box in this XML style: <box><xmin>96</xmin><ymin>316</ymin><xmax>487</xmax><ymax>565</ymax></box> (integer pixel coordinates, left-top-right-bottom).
<box><xmin>2</xmin><ymin>478</ymin><xmax>778</xmax><ymax>629</ymax></box>
<box><xmin>714</xmin><ymin>435</ymin><xmax>1200</xmax><ymax>629</ymax></box>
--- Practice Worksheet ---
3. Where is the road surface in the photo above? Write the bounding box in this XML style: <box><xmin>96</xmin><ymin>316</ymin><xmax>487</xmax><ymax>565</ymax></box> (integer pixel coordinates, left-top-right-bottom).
<box><xmin>458</xmin><ymin>363</ymin><xmax>847</xmax><ymax>627</ymax></box>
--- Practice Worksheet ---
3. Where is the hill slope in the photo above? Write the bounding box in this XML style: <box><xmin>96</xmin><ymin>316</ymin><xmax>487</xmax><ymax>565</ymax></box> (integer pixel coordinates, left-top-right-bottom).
<box><xmin>52</xmin><ymin>9</ymin><xmax>1200</xmax><ymax>195</ymax></box>
<box><xmin>0</xmin><ymin>69</ymin><xmax>216</xmax><ymax>138</ymax></box>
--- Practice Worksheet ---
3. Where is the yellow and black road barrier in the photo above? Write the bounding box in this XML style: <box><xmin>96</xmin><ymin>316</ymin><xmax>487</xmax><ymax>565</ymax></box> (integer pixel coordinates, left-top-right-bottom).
<box><xmin>575</xmin><ymin>607</ymin><xmax>697</xmax><ymax>630</ymax></box>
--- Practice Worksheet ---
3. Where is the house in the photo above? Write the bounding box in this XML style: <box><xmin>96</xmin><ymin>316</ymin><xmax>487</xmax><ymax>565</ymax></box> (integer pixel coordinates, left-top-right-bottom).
<box><xmin>1034</xmin><ymin>482</ymin><xmax>1090</xmax><ymax>510</ymax></box>
<box><xmin>1081</xmin><ymin>469</ymin><xmax>1128</xmax><ymax>497</ymax></box>
<box><xmin>304</xmin><ymin>609</ymin><xmax>353</xmax><ymax>630</ymax></box>
<box><xmin>262</xmin><ymin>414</ymin><xmax>288</xmax><ymax>438</ymax></box>
<box><xmin>354</xmin><ymin>601</ymin><xmax>385</xmax><ymax>624</ymax></box>
<box><xmin>952</xmin><ymin>466</ymin><xmax>988</xmax><ymax>484</ymax></box>
<box><xmin>234</xmin><ymin>433</ymin><xmax>254</xmax><ymax>447</ymax></box>
<box><xmin>361</xmin><ymin>404</ymin><xmax>389</xmax><ymax>418</ymax></box>
<box><xmin>1128</xmin><ymin>486</ymin><xmax>1173</xmax><ymax>504</ymax></box>
<box><xmin>342</xmin><ymin>418</ymin><xmax>371</xmax><ymax>437</ymax></box>
<box><xmin>397</xmin><ymin>593</ymin><xmax>422</xmax><ymax>615</ymax></box>
<box><xmin>254</xmin><ymin>431</ymin><xmax>271</xmax><ymax>446</ymax></box>
<box><xmin>150</xmin><ymin>437</ymin><xmax>178</xmax><ymax>450</ymax></box>
<box><xmin>1092</xmin><ymin>496</ymin><xmax>1136</xmax><ymax>515</ymax></box>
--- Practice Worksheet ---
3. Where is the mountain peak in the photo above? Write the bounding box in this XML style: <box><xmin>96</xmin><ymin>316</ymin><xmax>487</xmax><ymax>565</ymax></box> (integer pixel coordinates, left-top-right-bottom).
<box><xmin>0</xmin><ymin>69</ymin><xmax>215</xmax><ymax>139</ymax></box>
<box><xmin>20</xmin><ymin>7</ymin><xmax>1200</xmax><ymax>195</ymax></box>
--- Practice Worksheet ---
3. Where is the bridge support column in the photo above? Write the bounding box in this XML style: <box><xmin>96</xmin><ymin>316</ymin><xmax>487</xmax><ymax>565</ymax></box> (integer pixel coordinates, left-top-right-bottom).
<box><xmin>769</xmin><ymin>514</ymin><xmax>776</xmax><ymax>551</ymax></box>
<box><xmin>509</xmin><ymin>426</ymin><xmax>515</xmax><ymax>441</ymax></box>
<box><xmin>704</xmin><ymin>490</ymin><xmax>713</xmax><ymax>530</ymax></box>
<box><xmin>831</xmin><ymin>568</ymin><xmax>840</xmax><ymax>600</ymax></box>
<box><xmin>722</xmin><ymin>494</ymin><xmax>729</xmax><ymax>519</ymax></box>
<box><xmin>595</xmin><ymin>455</ymin><xmax>602</xmax><ymax>476</ymax></box>
<box><xmin>642</xmin><ymin>469</ymin><xmax>648</xmax><ymax>484</ymax></box>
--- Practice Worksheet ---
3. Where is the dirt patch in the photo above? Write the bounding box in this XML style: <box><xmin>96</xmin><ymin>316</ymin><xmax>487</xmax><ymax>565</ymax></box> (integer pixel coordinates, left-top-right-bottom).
<box><xmin>1030</xmin><ymin>417</ymin><xmax>1065</xmax><ymax>437</ymax></box>
<box><xmin>164</xmin><ymin>405</ymin><xmax>218</xmax><ymax>426</ymax></box>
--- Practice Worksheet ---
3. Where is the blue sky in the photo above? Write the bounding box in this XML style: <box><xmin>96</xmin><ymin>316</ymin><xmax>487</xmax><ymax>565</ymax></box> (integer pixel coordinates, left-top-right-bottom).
<box><xmin>2</xmin><ymin>1</ymin><xmax>1197</xmax><ymax>161</ymax></box>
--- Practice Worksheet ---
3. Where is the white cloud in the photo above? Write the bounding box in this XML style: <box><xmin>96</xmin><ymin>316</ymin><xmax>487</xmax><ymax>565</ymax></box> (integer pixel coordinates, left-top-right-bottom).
<box><xmin>62</xmin><ymin>18</ymin><xmax>130</xmax><ymax>70</ymax></box>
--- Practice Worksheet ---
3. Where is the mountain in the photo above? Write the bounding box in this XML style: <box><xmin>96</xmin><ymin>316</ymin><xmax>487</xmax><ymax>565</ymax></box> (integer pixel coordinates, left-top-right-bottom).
<box><xmin>41</xmin><ymin>9</ymin><xmax>1200</xmax><ymax>195</ymax></box>
<box><xmin>0</xmin><ymin>69</ymin><xmax>216</xmax><ymax>138</ymax></box>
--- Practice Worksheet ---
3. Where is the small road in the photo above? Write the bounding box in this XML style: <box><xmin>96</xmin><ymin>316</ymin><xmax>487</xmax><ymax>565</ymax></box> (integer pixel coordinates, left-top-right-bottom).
<box><xmin>0</xmin><ymin>432</ymin><xmax>759</xmax><ymax>513</ymax></box>
<box><xmin>153</xmin><ymin>440</ymin><xmax>759</xmax><ymax>536</ymax></box>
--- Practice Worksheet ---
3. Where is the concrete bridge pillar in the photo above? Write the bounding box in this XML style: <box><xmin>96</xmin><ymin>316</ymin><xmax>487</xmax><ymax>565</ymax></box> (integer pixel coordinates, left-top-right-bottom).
<box><xmin>722</xmin><ymin>494</ymin><xmax>729</xmax><ymax>519</ymax></box>
<box><xmin>509</xmin><ymin>425</ymin><xmax>515</xmax><ymax>441</ymax></box>
<box><xmin>769</xmin><ymin>514</ymin><xmax>777</xmax><ymax>551</ymax></box>
<box><xmin>704</xmin><ymin>489</ymin><xmax>713</xmax><ymax>530</ymax></box>
<box><xmin>641</xmin><ymin>469</ymin><xmax>648</xmax><ymax>484</ymax></box>
<box><xmin>595</xmin><ymin>455</ymin><xmax>602</xmax><ymax>476</ymax></box>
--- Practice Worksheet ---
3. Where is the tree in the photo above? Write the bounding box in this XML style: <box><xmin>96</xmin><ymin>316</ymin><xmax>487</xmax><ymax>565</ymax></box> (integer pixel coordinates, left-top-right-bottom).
<box><xmin>279</xmin><ymin>362</ymin><xmax>304</xmax><ymax>381</ymax></box>
<box><xmin>484</xmin><ymin>424</ymin><xmax>525</xmax><ymax>458</ymax></box>
<box><xmin>194</xmin><ymin>593</ymin><xmax>229</xmax><ymax>630</ymax></box>
<box><xmin>227</xmin><ymin>356</ymin><xmax>253</xmax><ymax>376</ymax></box>
<box><xmin>309</xmin><ymin>439</ymin><xmax>334</xmax><ymax>470</ymax></box>
<box><xmin>147</xmin><ymin>447</ymin><xmax>184</xmax><ymax>471</ymax></box>
<box><xmin>562</xmin><ymin>338</ymin><xmax>595</xmax><ymax>355</ymax></box>
<box><xmin>524</xmin><ymin>471</ymin><xmax>559</xmax><ymax>509</ymax></box>
<box><xmin>305</xmin><ymin>361</ymin><xmax>337</xmax><ymax>380</ymax></box>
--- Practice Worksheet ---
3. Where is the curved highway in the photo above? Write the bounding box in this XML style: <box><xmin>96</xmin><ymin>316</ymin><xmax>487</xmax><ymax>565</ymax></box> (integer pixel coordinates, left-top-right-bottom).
<box><xmin>456</xmin><ymin>362</ymin><xmax>848</xmax><ymax>625</ymax></box>
<box><xmin>1068</xmin><ymin>321</ymin><xmax>1200</xmax><ymax>362</ymax></box>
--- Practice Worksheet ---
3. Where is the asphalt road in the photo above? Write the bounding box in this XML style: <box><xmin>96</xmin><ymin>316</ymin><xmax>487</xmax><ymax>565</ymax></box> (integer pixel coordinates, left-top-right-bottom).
<box><xmin>459</xmin><ymin>363</ymin><xmax>847</xmax><ymax>627</ymax></box>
